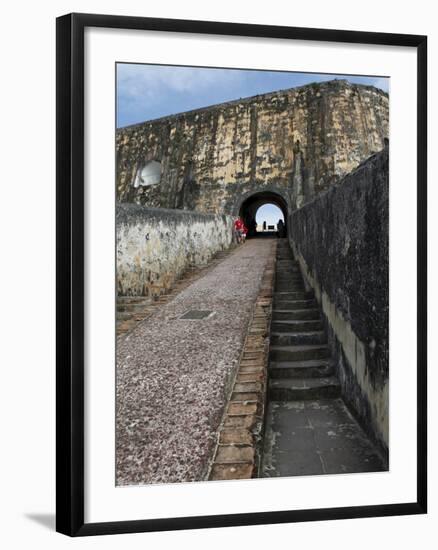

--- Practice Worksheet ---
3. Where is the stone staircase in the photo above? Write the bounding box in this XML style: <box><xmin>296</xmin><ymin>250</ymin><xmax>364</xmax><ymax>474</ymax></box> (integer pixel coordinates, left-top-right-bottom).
<box><xmin>269</xmin><ymin>241</ymin><xmax>340</xmax><ymax>402</ymax></box>
<box><xmin>261</xmin><ymin>239</ymin><xmax>386</xmax><ymax>477</ymax></box>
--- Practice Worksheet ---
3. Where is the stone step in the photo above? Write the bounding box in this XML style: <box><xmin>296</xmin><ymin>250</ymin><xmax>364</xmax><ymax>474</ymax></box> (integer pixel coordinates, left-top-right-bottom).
<box><xmin>273</xmin><ymin>308</ymin><xmax>321</xmax><ymax>321</ymax></box>
<box><xmin>116</xmin><ymin>320</ymin><xmax>138</xmax><ymax>335</ymax></box>
<box><xmin>274</xmin><ymin>291</ymin><xmax>314</xmax><ymax>300</ymax></box>
<box><xmin>273</xmin><ymin>299</ymin><xmax>316</xmax><ymax>309</ymax></box>
<box><xmin>117</xmin><ymin>296</ymin><xmax>150</xmax><ymax>303</ymax></box>
<box><xmin>268</xmin><ymin>376</ymin><xmax>341</xmax><ymax>401</ymax></box>
<box><xmin>276</xmin><ymin>272</ymin><xmax>301</xmax><ymax>278</ymax></box>
<box><xmin>271</xmin><ymin>331</ymin><xmax>327</xmax><ymax>346</ymax></box>
<box><xmin>117</xmin><ymin>303</ymin><xmax>151</xmax><ymax>312</ymax></box>
<box><xmin>276</xmin><ymin>271</ymin><xmax>302</xmax><ymax>277</ymax></box>
<box><xmin>275</xmin><ymin>284</ymin><xmax>305</xmax><ymax>292</ymax></box>
<box><xmin>269</xmin><ymin>358</ymin><xmax>335</xmax><ymax>378</ymax></box>
<box><xmin>270</xmin><ymin>344</ymin><xmax>330</xmax><ymax>361</ymax></box>
<box><xmin>117</xmin><ymin>311</ymin><xmax>134</xmax><ymax>321</ymax></box>
<box><xmin>271</xmin><ymin>319</ymin><xmax>323</xmax><ymax>332</ymax></box>
<box><xmin>276</xmin><ymin>265</ymin><xmax>295</xmax><ymax>269</ymax></box>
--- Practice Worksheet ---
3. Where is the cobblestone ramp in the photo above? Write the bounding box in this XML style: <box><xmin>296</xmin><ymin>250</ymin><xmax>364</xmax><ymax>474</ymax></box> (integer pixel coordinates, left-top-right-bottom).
<box><xmin>261</xmin><ymin>240</ymin><xmax>386</xmax><ymax>477</ymax></box>
<box><xmin>116</xmin><ymin>239</ymin><xmax>275</xmax><ymax>485</ymax></box>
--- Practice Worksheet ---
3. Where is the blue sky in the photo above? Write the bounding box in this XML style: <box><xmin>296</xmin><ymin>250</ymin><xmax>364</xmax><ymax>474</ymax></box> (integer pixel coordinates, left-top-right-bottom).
<box><xmin>117</xmin><ymin>63</ymin><xmax>389</xmax><ymax>128</ymax></box>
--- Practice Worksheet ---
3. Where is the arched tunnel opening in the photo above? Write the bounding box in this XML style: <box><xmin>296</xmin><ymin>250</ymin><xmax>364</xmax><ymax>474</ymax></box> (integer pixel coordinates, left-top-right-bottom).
<box><xmin>238</xmin><ymin>191</ymin><xmax>288</xmax><ymax>238</ymax></box>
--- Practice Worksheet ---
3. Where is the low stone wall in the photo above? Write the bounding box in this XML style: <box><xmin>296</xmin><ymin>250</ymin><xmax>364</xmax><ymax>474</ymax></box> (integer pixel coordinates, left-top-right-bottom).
<box><xmin>116</xmin><ymin>204</ymin><xmax>233</xmax><ymax>296</ymax></box>
<box><xmin>289</xmin><ymin>148</ymin><xmax>389</xmax><ymax>457</ymax></box>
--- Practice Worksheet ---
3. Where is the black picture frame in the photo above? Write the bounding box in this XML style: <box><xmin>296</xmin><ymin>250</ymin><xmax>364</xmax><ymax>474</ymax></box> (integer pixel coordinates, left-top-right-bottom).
<box><xmin>56</xmin><ymin>12</ymin><xmax>427</xmax><ymax>537</ymax></box>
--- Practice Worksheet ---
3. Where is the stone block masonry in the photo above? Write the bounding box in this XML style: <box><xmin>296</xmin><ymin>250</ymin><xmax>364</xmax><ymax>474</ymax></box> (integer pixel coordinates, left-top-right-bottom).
<box><xmin>116</xmin><ymin>80</ymin><xmax>388</xmax><ymax>214</ymax></box>
<box><xmin>289</xmin><ymin>147</ymin><xmax>389</xmax><ymax>458</ymax></box>
<box><xmin>116</xmin><ymin>203</ymin><xmax>233</xmax><ymax>296</ymax></box>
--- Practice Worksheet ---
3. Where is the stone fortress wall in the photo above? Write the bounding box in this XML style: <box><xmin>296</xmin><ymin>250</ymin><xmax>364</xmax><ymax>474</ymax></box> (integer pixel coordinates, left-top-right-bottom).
<box><xmin>116</xmin><ymin>80</ymin><xmax>388</xmax><ymax>215</ymax></box>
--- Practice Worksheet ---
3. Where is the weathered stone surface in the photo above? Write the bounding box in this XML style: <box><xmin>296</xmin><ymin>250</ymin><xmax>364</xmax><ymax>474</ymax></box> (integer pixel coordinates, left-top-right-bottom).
<box><xmin>209</xmin><ymin>463</ymin><xmax>254</xmax><ymax>480</ymax></box>
<box><xmin>215</xmin><ymin>445</ymin><xmax>255</xmax><ymax>463</ymax></box>
<box><xmin>233</xmin><ymin>382</ymin><xmax>262</xmax><ymax>393</ymax></box>
<box><xmin>262</xmin><ymin>399</ymin><xmax>385</xmax><ymax>477</ymax></box>
<box><xmin>219</xmin><ymin>429</ymin><xmax>253</xmax><ymax>445</ymax></box>
<box><xmin>116</xmin><ymin>80</ymin><xmax>388</xmax><ymax>213</ymax></box>
<box><xmin>227</xmin><ymin>402</ymin><xmax>258</xmax><ymax>416</ymax></box>
<box><xmin>230</xmin><ymin>392</ymin><xmax>259</xmax><ymax>402</ymax></box>
<box><xmin>289</xmin><ymin>147</ymin><xmax>389</xmax><ymax>455</ymax></box>
<box><xmin>236</xmin><ymin>372</ymin><xmax>264</xmax><ymax>383</ymax></box>
<box><xmin>116</xmin><ymin>203</ymin><xmax>233</xmax><ymax>296</ymax></box>
<box><xmin>223</xmin><ymin>415</ymin><xmax>256</xmax><ymax>429</ymax></box>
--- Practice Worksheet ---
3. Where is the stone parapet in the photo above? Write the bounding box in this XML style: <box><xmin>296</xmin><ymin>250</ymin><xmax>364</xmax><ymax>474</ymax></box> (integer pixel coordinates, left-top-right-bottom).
<box><xmin>116</xmin><ymin>203</ymin><xmax>233</xmax><ymax>296</ymax></box>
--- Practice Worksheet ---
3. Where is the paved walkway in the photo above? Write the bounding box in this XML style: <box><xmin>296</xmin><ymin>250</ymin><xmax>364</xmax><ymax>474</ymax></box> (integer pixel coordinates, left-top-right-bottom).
<box><xmin>262</xmin><ymin>399</ymin><xmax>385</xmax><ymax>476</ymax></box>
<box><xmin>116</xmin><ymin>239</ymin><xmax>275</xmax><ymax>485</ymax></box>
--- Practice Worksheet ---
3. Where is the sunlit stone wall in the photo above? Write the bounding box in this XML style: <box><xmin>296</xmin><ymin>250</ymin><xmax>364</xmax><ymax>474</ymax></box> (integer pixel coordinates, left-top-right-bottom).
<box><xmin>116</xmin><ymin>79</ymin><xmax>388</xmax><ymax>214</ymax></box>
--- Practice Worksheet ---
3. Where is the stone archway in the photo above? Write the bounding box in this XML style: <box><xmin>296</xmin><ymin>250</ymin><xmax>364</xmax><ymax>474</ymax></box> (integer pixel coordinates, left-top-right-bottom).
<box><xmin>236</xmin><ymin>189</ymin><xmax>289</xmax><ymax>238</ymax></box>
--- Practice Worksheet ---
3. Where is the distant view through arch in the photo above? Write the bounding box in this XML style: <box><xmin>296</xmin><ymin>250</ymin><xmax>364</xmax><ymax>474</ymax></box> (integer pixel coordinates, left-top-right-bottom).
<box><xmin>256</xmin><ymin>204</ymin><xmax>284</xmax><ymax>233</ymax></box>
<box><xmin>238</xmin><ymin>190</ymin><xmax>288</xmax><ymax>237</ymax></box>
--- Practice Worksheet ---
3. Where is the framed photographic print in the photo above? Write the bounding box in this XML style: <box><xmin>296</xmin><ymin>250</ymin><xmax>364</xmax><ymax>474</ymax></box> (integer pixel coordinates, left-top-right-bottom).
<box><xmin>56</xmin><ymin>12</ymin><xmax>427</xmax><ymax>536</ymax></box>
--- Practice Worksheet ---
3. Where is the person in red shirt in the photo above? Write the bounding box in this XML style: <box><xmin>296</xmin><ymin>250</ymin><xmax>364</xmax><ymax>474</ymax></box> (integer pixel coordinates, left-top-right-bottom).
<box><xmin>234</xmin><ymin>217</ymin><xmax>245</xmax><ymax>244</ymax></box>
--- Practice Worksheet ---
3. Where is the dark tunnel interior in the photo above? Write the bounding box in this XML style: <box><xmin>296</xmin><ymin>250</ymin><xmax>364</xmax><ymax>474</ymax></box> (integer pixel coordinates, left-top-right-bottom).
<box><xmin>238</xmin><ymin>191</ymin><xmax>288</xmax><ymax>237</ymax></box>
